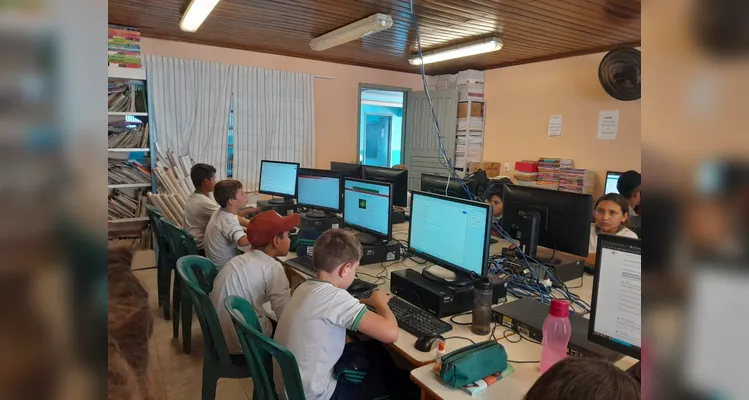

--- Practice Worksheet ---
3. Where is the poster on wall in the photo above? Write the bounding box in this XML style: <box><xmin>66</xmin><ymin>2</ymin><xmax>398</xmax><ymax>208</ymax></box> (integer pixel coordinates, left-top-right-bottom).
<box><xmin>597</xmin><ymin>110</ymin><xmax>619</xmax><ymax>140</ymax></box>
<box><xmin>548</xmin><ymin>115</ymin><xmax>562</xmax><ymax>136</ymax></box>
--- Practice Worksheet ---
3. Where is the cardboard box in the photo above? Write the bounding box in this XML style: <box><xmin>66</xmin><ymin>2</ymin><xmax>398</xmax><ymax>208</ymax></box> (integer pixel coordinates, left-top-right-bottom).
<box><xmin>458</xmin><ymin>102</ymin><xmax>484</xmax><ymax>118</ymax></box>
<box><xmin>469</xmin><ymin>161</ymin><xmax>502</xmax><ymax>177</ymax></box>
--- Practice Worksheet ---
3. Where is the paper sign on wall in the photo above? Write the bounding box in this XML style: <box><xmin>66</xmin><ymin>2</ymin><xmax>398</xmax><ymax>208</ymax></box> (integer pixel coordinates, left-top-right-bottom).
<box><xmin>597</xmin><ymin>110</ymin><xmax>619</xmax><ymax>140</ymax></box>
<box><xmin>548</xmin><ymin>115</ymin><xmax>562</xmax><ymax>136</ymax></box>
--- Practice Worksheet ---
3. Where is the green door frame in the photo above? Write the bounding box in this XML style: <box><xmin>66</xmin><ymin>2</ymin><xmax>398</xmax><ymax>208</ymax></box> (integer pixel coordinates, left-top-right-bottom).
<box><xmin>357</xmin><ymin>83</ymin><xmax>411</xmax><ymax>166</ymax></box>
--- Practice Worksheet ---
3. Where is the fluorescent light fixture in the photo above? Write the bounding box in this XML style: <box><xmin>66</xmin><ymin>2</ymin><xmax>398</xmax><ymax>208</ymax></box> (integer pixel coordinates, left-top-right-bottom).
<box><xmin>409</xmin><ymin>36</ymin><xmax>503</xmax><ymax>65</ymax></box>
<box><xmin>310</xmin><ymin>13</ymin><xmax>393</xmax><ymax>51</ymax></box>
<box><xmin>180</xmin><ymin>0</ymin><xmax>220</xmax><ymax>32</ymax></box>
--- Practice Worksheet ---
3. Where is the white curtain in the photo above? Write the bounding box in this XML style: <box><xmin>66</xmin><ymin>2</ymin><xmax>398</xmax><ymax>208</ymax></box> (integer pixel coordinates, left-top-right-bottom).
<box><xmin>145</xmin><ymin>55</ymin><xmax>234</xmax><ymax>179</ymax></box>
<box><xmin>232</xmin><ymin>67</ymin><xmax>315</xmax><ymax>190</ymax></box>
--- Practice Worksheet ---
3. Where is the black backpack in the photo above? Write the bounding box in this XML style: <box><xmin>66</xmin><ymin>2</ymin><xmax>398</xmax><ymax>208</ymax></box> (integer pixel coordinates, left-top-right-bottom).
<box><xmin>465</xmin><ymin>169</ymin><xmax>490</xmax><ymax>200</ymax></box>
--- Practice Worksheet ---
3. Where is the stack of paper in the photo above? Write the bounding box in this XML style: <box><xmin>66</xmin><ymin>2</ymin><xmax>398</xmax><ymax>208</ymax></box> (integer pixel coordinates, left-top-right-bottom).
<box><xmin>108</xmin><ymin>227</ymin><xmax>153</xmax><ymax>250</ymax></box>
<box><xmin>536</xmin><ymin>158</ymin><xmax>562</xmax><ymax>188</ymax></box>
<box><xmin>108</xmin><ymin>190</ymin><xmax>148</xmax><ymax>220</ymax></box>
<box><xmin>108</xmin><ymin>24</ymin><xmax>141</xmax><ymax>68</ymax></box>
<box><xmin>513</xmin><ymin>171</ymin><xmax>537</xmax><ymax>182</ymax></box>
<box><xmin>559</xmin><ymin>168</ymin><xmax>596</xmax><ymax>194</ymax></box>
<box><xmin>108</xmin><ymin>82</ymin><xmax>147</xmax><ymax>112</ymax></box>
<box><xmin>457</xmin><ymin>117</ymin><xmax>484</xmax><ymax>131</ymax></box>
<box><xmin>108</xmin><ymin>123</ymin><xmax>149</xmax><ymax>148</ymax></box>
<box><xmin>108</xmin><ymin>159</ymin><xmax>151</xmax><ymax>185</ymax></box>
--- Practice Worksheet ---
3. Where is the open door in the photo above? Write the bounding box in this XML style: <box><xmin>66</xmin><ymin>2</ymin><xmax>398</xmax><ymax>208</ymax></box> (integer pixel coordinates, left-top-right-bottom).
<box><xmin>404</xmin><ymin>90</ymin><xmax>459</xmax><ymax>191</ymax></box>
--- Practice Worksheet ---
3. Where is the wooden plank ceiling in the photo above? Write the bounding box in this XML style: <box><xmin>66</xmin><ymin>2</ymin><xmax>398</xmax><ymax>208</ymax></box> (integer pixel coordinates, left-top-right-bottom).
<box><xmin>109</xmin><ymin>0</ymin><xmax>641</xmax><ymax>74</ymax></box>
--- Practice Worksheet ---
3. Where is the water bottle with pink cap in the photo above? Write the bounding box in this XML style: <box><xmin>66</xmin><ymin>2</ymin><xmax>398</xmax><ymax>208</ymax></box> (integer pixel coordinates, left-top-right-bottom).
<box><xmin>540</xmin><ymin>299</ymin><xmax>572</xmax><ymax>373</ymax></box>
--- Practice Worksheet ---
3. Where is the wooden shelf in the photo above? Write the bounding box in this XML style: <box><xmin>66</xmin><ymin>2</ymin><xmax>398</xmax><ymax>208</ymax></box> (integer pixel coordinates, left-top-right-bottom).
<box><xmin>108</xmin><ymin>66</ymin><xmax>146</xmax><ymax>80</ymax></box>
<box><xmin>109</xmin><ymin>217</ymin><xmax>149</xmax><ymax>224</ymax></box>
<box><xmin>108</xmin><ymin>111</ymin><xmax>148</xmax><ymax>116</ymax></box>
<box><xmin>108</xmin><ymin>148</ymin><xmax>150</xmax><ymax>152</ymax></box>
<box><xmin>108</xmin><ymin>183</ymin><xmax>151</xmax><ymax>189</ymax></box>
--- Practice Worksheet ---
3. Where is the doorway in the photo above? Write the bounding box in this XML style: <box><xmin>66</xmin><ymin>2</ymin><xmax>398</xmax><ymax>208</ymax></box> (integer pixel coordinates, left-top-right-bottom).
<box><xmin>358</xmin><ymin>85</ymin><xmax>409</xmax><ymax>167</ymax></box>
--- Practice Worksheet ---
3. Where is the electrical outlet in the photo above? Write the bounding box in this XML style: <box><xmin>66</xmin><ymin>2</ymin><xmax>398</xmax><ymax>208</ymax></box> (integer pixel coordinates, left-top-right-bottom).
<box><xmin>504</xmin><ymin>162</ymin><xmax>510</xmax><ymax>172</ymax></box>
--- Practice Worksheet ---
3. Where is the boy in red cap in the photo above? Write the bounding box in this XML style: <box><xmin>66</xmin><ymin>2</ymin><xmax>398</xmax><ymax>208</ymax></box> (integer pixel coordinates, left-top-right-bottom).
<box><xmin>211</xmin><ymin>210</ymin><xmax>300</xmax><ymax>353</ymax></box>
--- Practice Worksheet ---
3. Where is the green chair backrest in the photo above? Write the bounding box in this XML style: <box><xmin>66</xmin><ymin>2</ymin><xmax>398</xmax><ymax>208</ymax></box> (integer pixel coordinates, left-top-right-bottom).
<box><xmin>225</xmin><ymin>296</ymin><xmax>306</xmax><ymax>400</ymax></box>
<box><xmin>146</xmin><ymin>205</ymin><xmax>170</xmax><ymax>257</ymax></box>
<box><xmin>162</xmin><ymin>218</ymin><xmax>213</xmax><ymax>291</ymax></box>
<box><xmin>176</xmin><ymin>256</ymin><xmax>232</xmax><ymax>366</ymax></box>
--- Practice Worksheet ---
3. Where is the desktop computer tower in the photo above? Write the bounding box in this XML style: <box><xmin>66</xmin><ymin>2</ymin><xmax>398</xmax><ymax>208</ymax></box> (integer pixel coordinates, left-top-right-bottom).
<box><xmin>300</xmin><ymin>213</ymin><xmax>340</xmax><ymax>231</ymax></box>
<box><xmin>257</xmin><ymin>200</ymin><xmax>298</xmax><ymax>216</ymax></box>
<box><xmin>360</xmin><ymin>241</ymin><xmax>403</xmax><ymax>265</ymax></box>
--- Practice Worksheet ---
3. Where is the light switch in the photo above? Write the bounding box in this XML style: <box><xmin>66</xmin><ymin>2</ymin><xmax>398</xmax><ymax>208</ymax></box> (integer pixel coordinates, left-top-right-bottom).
<box><xmin>504</xmin><ymin>162</ymin><xmax>510</xmax><ymax>172</ymax></box>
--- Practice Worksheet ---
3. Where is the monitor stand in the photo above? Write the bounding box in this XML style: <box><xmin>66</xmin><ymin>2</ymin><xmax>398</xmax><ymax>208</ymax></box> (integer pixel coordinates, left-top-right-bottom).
<box><xmin>355</xmin><ymin>232</ymin><xmax>385</xmax><ymax>246</ymax></box>
<box><xmin>269</xmin><ymin>197</ymin><xmax>294</xmax><ymax>205</ymax></box>
<box><xmin>421</xmin><ymin>265</ymin><xmax>474</xmax><ymax>287</ymax></box>
<box><xmin>305</xmin><ymin>209</ymin><xmax>330</xmax><ymax>219</ymax></box>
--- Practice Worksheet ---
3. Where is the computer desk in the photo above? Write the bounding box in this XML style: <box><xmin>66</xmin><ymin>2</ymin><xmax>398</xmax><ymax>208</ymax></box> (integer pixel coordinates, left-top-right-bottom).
<box><xmin>280</xmin><ymin>222</ymin><xmax>602</xmax><ymax>369</ymax></box>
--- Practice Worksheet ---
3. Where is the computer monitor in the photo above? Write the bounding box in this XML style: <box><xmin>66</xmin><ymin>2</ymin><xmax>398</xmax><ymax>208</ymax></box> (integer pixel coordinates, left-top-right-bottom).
<box><xmin>361</xmin><ymin>166</ymin><xmax>409</xmax><ymax>207</ymax></box>
<box><xmin>588</xmin><ymin>234</ymin><xmax>641</xmax><ymax>376</ymax></box>
<box><xmin>420</xmin><ymin>173</ymin><xmax>474</xmax><ymax>200</ymax></box>
<box><xmin>296</xmin><ymin>168</ymin><xmax>341</xmax><ymax>217</ymax></box>
<box><xmin>605</xmin><ymin>171</ymin><xmax>623</xmax><ymax>194</ymax></box>
<box><xmin>502</xmin><ymin>184</ymin><xmax>592</xmax><ymax>259</ymax></box>
<box><xmin>408</xmin><ymin>191</ymin><xmax>492</xmax><ymax>283</ymax></box>
<box><xmin>259</xmin><ymin>160</ymin><xmax>299</xmax><ymax>204</ymax></box>
<box><xmin>342</xmin><ymin>178</ymin><xmax>392</xmax><ymax>244</ymax></box>
<box><xmin>330</xmin><ymin>161</ymin><xmax>363</xmax><ymax>180</ymax></box>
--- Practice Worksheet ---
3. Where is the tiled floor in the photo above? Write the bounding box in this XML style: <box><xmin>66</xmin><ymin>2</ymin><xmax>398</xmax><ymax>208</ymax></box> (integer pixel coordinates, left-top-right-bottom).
<box><xmin>134</xmin><ymin>267</ymin><xmax>255</xmax><ymax>400</ymax></box>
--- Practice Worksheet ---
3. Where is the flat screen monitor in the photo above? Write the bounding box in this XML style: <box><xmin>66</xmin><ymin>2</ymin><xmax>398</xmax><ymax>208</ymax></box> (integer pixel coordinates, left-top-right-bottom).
<box><xmin>343</xmin><ymin>178</ymin><xmax>392</xmax><ymax>243</ymax></box>
<box><xmin>361</xmin><ymin>166</ymin><xmax>409</xmax><ymax>207</ymax></box>
<box><xmin>605</xmin><ymin>171</ymin><xmax>623</xmax><ymax>194</ymax></box>
<box><xmin>408</xmin><ymin>191</ymin><xmax>492</xmax><ymax>277</ymax></box>
<box><xmin>588</xmin><ymin>234</ymin><xmax>641</xmax><ymax>360</ymax></box>
<box><xmin>259</xmin><ymin>160</ymin><xmax>299</xmax><ymax>200</ymax></box>
<box><xmin>420</xmin><ymin>173</ymin><xmax>473</xmax><ymax>200</ymax></box>
<box><xmin>330</xmin><ymin>161</ymin><xmax>363</xmax><ymax>180</ymax></box>
<box><xmin>297</xmin><ymin>168</ymin><xmax>341</xmax><ymax>214</ymax></box>
<box><xmin>502</xmin><ymin>185</ymin><xmax>592</xmax><ymax>258</ymax></box>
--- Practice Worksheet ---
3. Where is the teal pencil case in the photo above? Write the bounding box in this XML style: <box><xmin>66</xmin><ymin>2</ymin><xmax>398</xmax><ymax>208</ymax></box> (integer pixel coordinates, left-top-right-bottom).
<box><xmin>439</xmin><ymin>341</ymin><xmax>508</xmax><ymax>388</ymax></box>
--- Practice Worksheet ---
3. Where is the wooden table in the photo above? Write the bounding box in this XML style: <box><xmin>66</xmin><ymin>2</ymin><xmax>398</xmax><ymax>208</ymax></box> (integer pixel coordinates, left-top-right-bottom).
<box><xmin>280</xmin><ymin>222</ymin><xmax>594</xmax><ymax>368</ymax></box>
<box><xmin>410</xmin><ymin>338</ymin><xmax>638</xmax><ymax>400</ymax></box>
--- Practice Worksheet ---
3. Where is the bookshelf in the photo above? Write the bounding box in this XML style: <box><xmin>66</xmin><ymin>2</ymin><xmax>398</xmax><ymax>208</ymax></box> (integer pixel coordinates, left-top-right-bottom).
<box><xmin>108</xmin><ymin>64</ymin><xmax>153</xmax><ymax>245</ymax></box>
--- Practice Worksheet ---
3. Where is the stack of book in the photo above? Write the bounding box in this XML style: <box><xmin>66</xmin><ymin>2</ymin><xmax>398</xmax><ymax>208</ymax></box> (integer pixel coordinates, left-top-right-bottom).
<box><xmin>109</xmin><ymin>81</ymin><xmax>147</xmax><ymax>112</ymax></box>
<box><xmin>108</xmin><ymin>24</ymin><xmax>141</xmax><ymax>68</ymax></box>
<box><xmin>559</xmin><ymin>168</ymin><xmax>597</xmax><ymax>194</ymax></box>
<box><xmin>108</xmin><ymin>123</ymin><xmax>149</xmax><ymax>148</ymax></box>
<box><xmin>108</xmin><ymin>159</ymin><xmax>151</xmax><ymax>185</ymax></box>
<box><xmin>108</xmin><ymin>227</ymin><xmax>153</xmax><ymax>250</ymax></box>
<box><xmin>108</xmin><ymin>190</ymin><xmax>148</xmax><ymax>220</ymax></box>
<box><xmin>536</xmin><ymin>158</ymin><xmax>561</xmax><ymax>188</ymax></box>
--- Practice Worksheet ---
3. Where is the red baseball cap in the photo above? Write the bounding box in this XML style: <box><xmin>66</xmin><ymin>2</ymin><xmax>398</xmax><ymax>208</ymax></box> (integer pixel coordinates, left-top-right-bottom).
<box><xmin>247</xmin><ymin>211</ymin><xmax>300</xmax><ymax>248</ymax></box>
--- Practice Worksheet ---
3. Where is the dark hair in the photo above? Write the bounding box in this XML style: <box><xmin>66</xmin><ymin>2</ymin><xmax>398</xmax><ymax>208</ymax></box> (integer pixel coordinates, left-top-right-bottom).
<box><xmin>213</xmin><ymin>180</ymin><xmax>243</xmax><ymax>208</ymax></box>
<box><xmin>190</xmin><ymin>163</ymin><xmax>216</xmax><ymax>189</ymax></box>
<box><xmin>313</xmin><ymin>229</ymin><xmax>363</xmax><ymax>273</ymax></box>
<box><xmin>484</xmin><ymin>178</ymin><xmax>512</xmax><ymax>201</ymax></box>
<box><xmin>595</xmin><ymin>193</ymin><xmax>630</xmax><ymax>215</ymax></box>
<box><xmin>617</xmin><ymin>170</ymin><xmax>641</xmax><ymax>199</ymax></box>
<box><xmin>108</xmin><ymin>246</ymin><xmax>158</xmax><ymax>400</ymax></box>
<box><xmin>523</xmin><ymin>358</ymin><xmax>640</xmax><ymax>400</ymax></box>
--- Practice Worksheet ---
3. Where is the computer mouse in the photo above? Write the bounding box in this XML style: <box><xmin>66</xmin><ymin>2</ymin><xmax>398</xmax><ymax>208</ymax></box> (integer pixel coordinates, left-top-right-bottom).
<box><xmin>414</xmin><ymin>333</ymin><xmax>445</xmax><ymax>353</ymax></box>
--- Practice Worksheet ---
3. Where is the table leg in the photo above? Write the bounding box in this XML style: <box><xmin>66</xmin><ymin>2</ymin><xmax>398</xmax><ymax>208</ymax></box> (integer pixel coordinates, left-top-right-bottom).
<box><xmin>420</xmin><ymin>390</ymin><xmax>436</xmax><ymax>400</ymax></box>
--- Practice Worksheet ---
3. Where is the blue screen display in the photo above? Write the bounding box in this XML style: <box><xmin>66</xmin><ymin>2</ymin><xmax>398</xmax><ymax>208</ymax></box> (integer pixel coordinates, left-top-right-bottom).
<box><xmin>605</xmin><ymin>173</ymin><xmax>621</xmax><ymax>194</ymax></box>
<box><xmin>409</xmin><ymin>193</ymin><xmax>489</xmax><ymax>275</ymax></box>
<box><xmin>343</xmin><ymin>179</ymin><xmax>390</xmax><ymax>237</ymax></box>
<box><xmin>298</xmin><ymin>174</ymin><xmax>340</xmax><ymax>210</ymax></box>
<box><xmin>260</xmin><ymin>161</ymin><xmax>298</xmax><ymax>196</ymax></box>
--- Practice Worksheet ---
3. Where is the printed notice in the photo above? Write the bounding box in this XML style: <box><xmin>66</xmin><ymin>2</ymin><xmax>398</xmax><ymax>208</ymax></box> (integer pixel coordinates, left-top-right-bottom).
<box><xmin>597</xmin><ymin>110</ymin><xmax>619</xmax><ymax>140</ymax></box>
<box><xmin>548</xmin><ymin>115</ymin><xmax>562</xmax><ymax>136</ymax></box>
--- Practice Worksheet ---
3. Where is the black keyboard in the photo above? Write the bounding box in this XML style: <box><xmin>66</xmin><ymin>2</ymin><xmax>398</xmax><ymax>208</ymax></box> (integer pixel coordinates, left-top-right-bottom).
<box><xmin>352</xmin><ymin>290</ymin><xmax>453</xmax><ymax>337</ymax></box>
<box><xmin>287</xmin><ymin>255</ymin><xmax>316</xmax><ymax>275</ymax></box>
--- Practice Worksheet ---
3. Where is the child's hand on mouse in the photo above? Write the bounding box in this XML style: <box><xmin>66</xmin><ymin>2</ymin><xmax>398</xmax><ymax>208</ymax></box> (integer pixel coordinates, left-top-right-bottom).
<box><xmin>361</xmin><ymin>289</ymin><xmax>392</xmax><ymax>308</ymax></box>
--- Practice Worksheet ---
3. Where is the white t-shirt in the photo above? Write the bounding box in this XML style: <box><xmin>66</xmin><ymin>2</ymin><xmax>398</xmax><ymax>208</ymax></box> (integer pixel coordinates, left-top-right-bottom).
<box><xmin>273</xmin><ymin>280</ymin><xmax>367</xmax><ymax>400</ymax></box>
<box><xmin>588</xmin><ymin>222</ymin><xmax>639</xmax><ymax>253</ymax></box>
<box><xmin>204</xmin><ymin>209</ymin><xmax>246</xmax><ymax>267</ymax></box>
<box><xmin>210</xmin><ymin>250</ymin><xmax>291</xmax><ymax>354</ymax></box>
<box><xmin>183</xmin><ymin>192</ymin><xmax>220</xmax><ymax>249</ymax></box>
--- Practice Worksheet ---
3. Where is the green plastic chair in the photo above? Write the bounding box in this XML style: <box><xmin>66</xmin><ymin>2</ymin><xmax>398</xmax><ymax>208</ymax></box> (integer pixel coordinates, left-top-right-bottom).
<box><xmin>161</xmin><ymin>217</ymin><xmax>205</xmax><ymax>354</ymax></box>
<box><xmin>176</xmin><ymin>255</ymin><xmax>260</xmax><ymax>400</ymax></box>
<box><xmin>225</xmin><ymin>296</ymin><xmax>306</xmax><ymax>400</ymax></box>
<box><xmin>146</xmin><ymin>205</ymin><xmax>173</xmax><ymax>319</ymax></box>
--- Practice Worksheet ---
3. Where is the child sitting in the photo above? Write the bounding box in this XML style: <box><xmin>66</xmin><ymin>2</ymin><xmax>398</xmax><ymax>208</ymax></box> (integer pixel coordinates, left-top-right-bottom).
<box><xmin>211</xmin><ymin>210</ymin><xmax>299</xmax><ymax>354</ymax></box>
<box><xmin>273</xmin><ymin>229</ymin><xmax>401</xmax><ymax>400</ymax></box>
<box><xmin>586</xmin><ymin>193</ymin><xmax>639</xmax><ymax>265</ymax></box>
<box><xmin>523</xmin><ymin>357</ymin><xmax>640</xmax><ymax>400</ymax></box>
<box><xmin>203</xmin><ymin>180</ymin><xmax>251</xmax><ymax>267</ymax></box>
